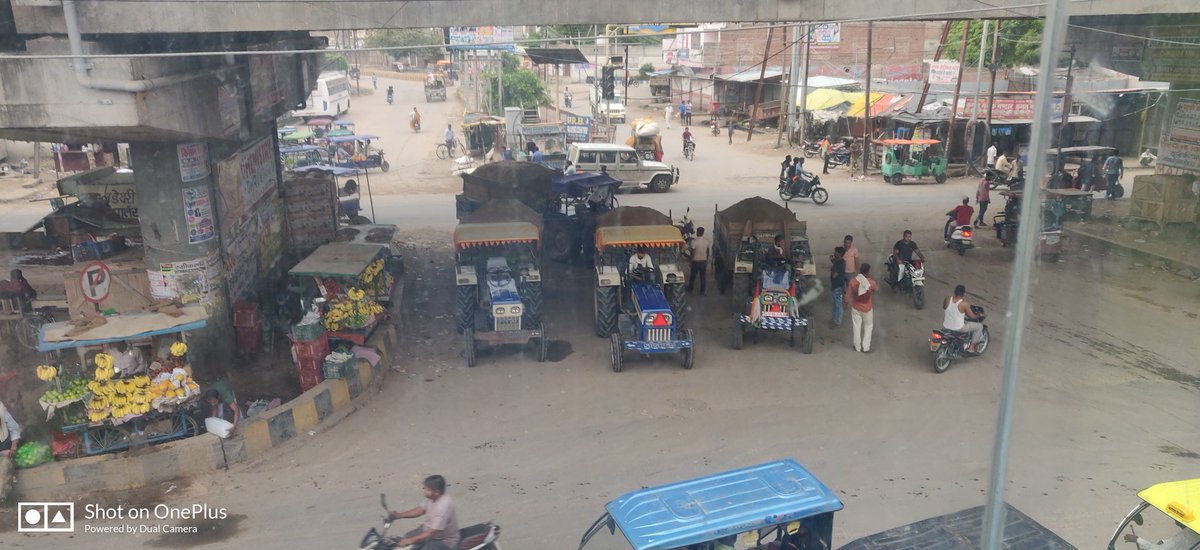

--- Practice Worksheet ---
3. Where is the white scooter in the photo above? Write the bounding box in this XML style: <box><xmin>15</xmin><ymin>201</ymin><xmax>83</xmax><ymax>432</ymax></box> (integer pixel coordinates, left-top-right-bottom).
<box><xmin>943</xmin><ymin>214</ymin><xmax>975</xmax><ymax>256</ymax></box>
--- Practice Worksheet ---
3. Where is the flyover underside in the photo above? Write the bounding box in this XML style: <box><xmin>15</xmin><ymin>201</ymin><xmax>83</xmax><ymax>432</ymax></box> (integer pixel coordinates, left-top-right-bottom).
<box><xmin>7</xmin><ymin>0</ymin><xmax>1192</xmax><ymax>35</ymax></box>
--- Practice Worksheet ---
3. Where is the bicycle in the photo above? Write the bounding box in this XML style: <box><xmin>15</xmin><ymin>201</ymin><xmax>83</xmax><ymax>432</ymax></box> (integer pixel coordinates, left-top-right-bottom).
<box><xmin>436</xmin><ymin>138</ymin><xmax>464</xmax><ymax>160</ymax></box>
<box><xmin>15</xmin><ymin>305</ymin><xmax>56</xmax><ymax>351</ymax></box>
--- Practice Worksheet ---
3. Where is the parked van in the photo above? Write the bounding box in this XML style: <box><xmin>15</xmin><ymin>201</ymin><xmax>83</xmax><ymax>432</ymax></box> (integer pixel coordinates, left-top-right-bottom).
<box><xmin>292</xmin><ymin>71</ymin><xmax>352</xmax><ymax>119</ymax></box>
<box><xmin>568</xmin><ymin>143</ymin><xmax>678</xmax><ymax>193</ymax></box>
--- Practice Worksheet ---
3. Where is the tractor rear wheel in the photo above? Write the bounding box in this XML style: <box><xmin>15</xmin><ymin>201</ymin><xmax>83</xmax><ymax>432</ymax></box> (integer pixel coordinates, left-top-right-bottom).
<box><xmin>523</xmin><ymin>283</ymin><xmax>543</xmax><ymax>328</ymax></box>
<box><xmin>594</xmin><ymin>286</ymin><xmax>619</xmax><ymax>337</ymax></box>
<box><xmin>731</xmin><ymin>317</ymin><xmax>744</xmax><ymax>350</ymax></box>
<box><xmin>668</xmin><ymin>283</ymin><xmax>688</xmax><ymax>328</ymax></box>
<box><xmin>455</xmin><ymin>285</ymin><xmax>477</xmax><ymax>333</ymax></box>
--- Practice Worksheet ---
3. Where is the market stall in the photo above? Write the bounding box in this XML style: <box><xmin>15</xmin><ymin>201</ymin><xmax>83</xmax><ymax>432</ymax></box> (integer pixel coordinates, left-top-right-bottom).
<box><xmin>288</xmin><ymin>242</ymin><xmax>399</xmax><ymax>346</ymax></box>
<box><xmin>34</xmin><ymin>306</ymin><xmax>208</xmax><ymax>456</ymax></box>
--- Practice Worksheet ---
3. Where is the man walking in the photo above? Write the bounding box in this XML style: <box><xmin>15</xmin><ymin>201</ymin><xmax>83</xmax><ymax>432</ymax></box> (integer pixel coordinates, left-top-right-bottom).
<box><xmin>846</xmin><ymin>263</ymin><xmax>878</xmax><ymax>353</ymax></box>
<box><xmin>1104</xmin><ymin>150</ymin><xmax>1124</xmax><ymax>200</ymax></box>
<box><xmin>841</xmin><ymin>235</ymin><xmax>860</xmax><ymax>283</ymax></box>
<box><xmin>986</xmin><ymin>142</ymin><xmax>997</xmax><ymax>169</ymax></box>
<box><xmin>819</xmin><ymin>136</ymin><xmax>832</xmax><ymax>175</ymax></box>
<box><xmin>830</xmin><ymin>246</ymin><xmax>847</xmax><ymax>328</ymax></box>
<box><xmin>371</xmin><ymin>74</ymin><xmax>378</xmax><ymax>90</ymax></box>
<box><xmin>685</xmin><ymin>101</ymin><xmax>693</xmax><ymax>124</ymax></box>
<box><xmin>686</xmin><ymin>227</ymin><xmax>711</xmax><ymax>296</ymax></box>
<box><xmin>726</xmin><ymin>119</ymin><xmax>734</xmax><ymax>144</ymax></box>
<box><xmin>679</xmin><ymin>100</ymin><xmax>687</xmax><ymax>125</ymax></box>
<box><xmin>664</xmin><ymin>104</ymin><xmax>673</xmax><ymax>129</ymax></box>
<box><xmin>976</xmin><ymin>173</ymin><xmax>993</xmax><ymax>227</ymax></box>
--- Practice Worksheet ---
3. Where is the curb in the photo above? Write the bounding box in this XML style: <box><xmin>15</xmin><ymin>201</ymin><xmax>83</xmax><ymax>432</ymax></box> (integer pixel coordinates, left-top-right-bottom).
<box><xmin>1063</xmin><ymin>226</ymin><xmax>1200</xmax><ymax>274</ymax></box>
<box><xmin>13</xmin><ymin>323</ymin><xmax>399</xmax><ymax>501</ymax></box>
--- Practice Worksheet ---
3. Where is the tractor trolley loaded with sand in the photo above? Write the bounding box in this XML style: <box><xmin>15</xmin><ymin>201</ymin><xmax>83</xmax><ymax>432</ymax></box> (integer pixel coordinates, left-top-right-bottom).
<box><xmin>454</xmin><ymin>200</ymin><xmax>548</xmax><ymax>367</ymax></box>
<box><xmin>712</xmin><ymin>197</ymin><xmax>823</xmax><ymax>353</ymax></box>
<box><xmin>592</xmin><ymin>207</ymin><xmax>695</xmax><ymax>372</ymax></box>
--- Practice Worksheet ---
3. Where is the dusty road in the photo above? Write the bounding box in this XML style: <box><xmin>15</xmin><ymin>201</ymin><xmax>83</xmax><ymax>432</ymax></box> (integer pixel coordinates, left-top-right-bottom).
<box><xmin>3</xmin><ymin>79</ymin><xmax>1198</xmax><ymax>549</ymax></box>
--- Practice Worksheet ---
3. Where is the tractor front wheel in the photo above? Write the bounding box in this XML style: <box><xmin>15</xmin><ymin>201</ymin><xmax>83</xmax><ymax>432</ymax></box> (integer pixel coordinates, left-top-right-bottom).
<box><xmin>523</xmin><ymin>283</ymin><xmax>543</xmax><ymax>328</ymax></box>
<box><xmin>463</xmin><ymin>327</ymin><xmax>477</xmax><ymax>368</ymax></box>
<box><xmin>731</xmin><ymin>317</ymin><xmax>744</xmax><ymax>350</ymax></box>
<box><xmin>594</xmin><ymin>286</ymin><xmax>619</xmax><ymax>337</ymax></box>
<box><xmin>680</xmin><ymin>329</ymin><xmax>695</xmax><ymax>370</ymax></box>
<box><xmin>455</xmin><ymin>285</ymin><xmax>477</xmax><ymax>333</ymax></box>
<box><xmin>801</xmin><ymin>318</ymin><xmax>815</xmax><ymax>354</ymax></box>
<box><xmin>668</xmin><ymin>283</ymin><xmax>688</xmax><ymax>328</ymax></box>
<box><xmin>610</xmin><ymin>333</ymin><xmax>624</xmax><ymax>372</ymax></box>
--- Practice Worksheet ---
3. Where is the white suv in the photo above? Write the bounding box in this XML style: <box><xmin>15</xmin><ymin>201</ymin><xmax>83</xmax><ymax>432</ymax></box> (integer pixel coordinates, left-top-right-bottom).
<box><xmin>568</xmin><ymin>143</ymin><xmax>679</xmax><ymax>193</ymax></box>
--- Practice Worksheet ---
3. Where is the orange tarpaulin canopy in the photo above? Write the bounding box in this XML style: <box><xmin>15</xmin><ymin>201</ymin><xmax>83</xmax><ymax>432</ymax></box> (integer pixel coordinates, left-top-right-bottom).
<box><xmin>878</xmin><ymin>138</ymin><xmax>942</xmax><ymax>146</ymax></box>
<box><xmin>454</xmin><ymin>222</ymin><xmax>541</xmax><ymax>250</ymax></box>
<box><xmin>595</xmin><ymin>225</ymin><xmax>684</xmax><ymax>251</ymax></box>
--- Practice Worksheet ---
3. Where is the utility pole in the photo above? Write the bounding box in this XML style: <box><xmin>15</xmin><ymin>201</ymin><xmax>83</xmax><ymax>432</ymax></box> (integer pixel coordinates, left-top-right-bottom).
<box><xmin>946</xmin><ymin>21</ymin><xmax>971</xmax><ymax>165</ymax></box>
<box><xmin>861</xmin><ymin>21</ymin><xmax>873</xmax><ymax>177</ymax></box>
<box><xmin>917</xmin><ymin>22</ymin><xmax>953</xmax><ymax>114</ymax></box>
<box><xmin>497</xmin><ymin>55</ymin><xmax>504</xmax><ymax>115</ymax></box>
<box><xmin>747</xmin><ymin>24</ymin><xmax>775</xmax><ymax>142</ymax></box>
<box><xmin>779</xmin><ymin>23</ymin><xmax>802</xmax><ymax>147</ymax></box>
<box><xmin>967</xmin><ymin>20</ymin><xmax>990</xmax><ymax>162</ymax></box>
<box><xmin>799</xmin><ymin>25</ymin><xmax>811</xmax><ymax>146</ymax></box>
<box><xmin>623</xmin><ymin>44</ymin><xmax>630</xmax><ymax>107</ymax></box>
<box><xmin>1057</xmin><ymin>45</ymin><xmax>1076</xmax><ymax>149</ymax></box>
<box><xmin>984</xmin><ymin>21</ymin><xmax>1001</xmax><ymax>154</ymax></box>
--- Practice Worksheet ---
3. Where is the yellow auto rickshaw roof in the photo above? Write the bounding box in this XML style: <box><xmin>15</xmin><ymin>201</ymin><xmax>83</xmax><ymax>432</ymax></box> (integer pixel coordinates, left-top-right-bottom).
<box><xmin>595</xmin><ymin>225</ymin><xmax>684</xmax><ymax>251</ymax></box>
<box><xmin>454</xmin><ymin>222</ymin><xmax>540</xmax><ymax>249</ymax></box>
<box><xmin>1139</xmin><ymin>479</ymin><xmax>1200</xmax><ymax>534</ymax></box>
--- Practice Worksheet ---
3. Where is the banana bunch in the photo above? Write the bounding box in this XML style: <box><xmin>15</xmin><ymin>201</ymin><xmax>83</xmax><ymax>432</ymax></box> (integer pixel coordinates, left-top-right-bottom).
<box><xmin>36</xmin><ymin>364</ymin><xmax>58</xmax><ymax>382</ymax></box>
<box><xmin>170</xmin><ymin>341</ymin><xmax>188</xmax><ymax>357</ymax></box>
<box><xmin>347</xmin><ymin>287</ymin><xmax>367</xmax><ymax>301</ymax></box>
<box><xmin>93</xmin><ymin>353</ymin><xmax>115</xmax><ymax>381</ymax></box>
<box><xmin>361</xmin><ymin>259</ymin><xmax>385</xmax><ymax>284</ymax></box>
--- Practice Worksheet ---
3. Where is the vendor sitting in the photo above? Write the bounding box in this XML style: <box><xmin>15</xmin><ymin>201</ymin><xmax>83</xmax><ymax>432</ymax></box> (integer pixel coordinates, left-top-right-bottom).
<box><xmin>204</xmin><ymin>390</ymin><xmax>240</xmax><ymax>434</ymax></box>
<box><xmin>0</xmin><ymin>268</ymin><xmax>37</xmax><ymax>314</ymax></box>
<box><xmin>111</xmin><ymin>341</ymin><xmax>146</xmax><ymax>376</ymax></box>
<box><xmin>0</xmin><ymin>397</ymin><xmax>21</xmax><ymax>457</ymax></box>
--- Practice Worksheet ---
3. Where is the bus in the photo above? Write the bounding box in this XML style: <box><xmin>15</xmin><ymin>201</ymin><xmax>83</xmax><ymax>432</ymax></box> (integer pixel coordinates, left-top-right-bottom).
<box><xmin>291</xmin><ymin>71</ymin><xmax>352</xmax><ymax>119</ymax></box>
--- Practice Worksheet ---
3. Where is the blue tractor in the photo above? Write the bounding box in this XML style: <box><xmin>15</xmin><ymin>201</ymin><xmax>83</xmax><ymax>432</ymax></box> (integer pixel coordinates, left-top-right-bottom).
<box><xmin>593</xmin><ymin>217</ymin><xmax>694</xmax><ymax>372</ymax></box>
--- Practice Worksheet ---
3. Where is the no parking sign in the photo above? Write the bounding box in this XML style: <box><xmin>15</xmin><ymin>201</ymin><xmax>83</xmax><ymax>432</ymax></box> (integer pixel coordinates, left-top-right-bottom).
<box><xmin>80</xmin><ymin>261</ymin><xmax>112</xmax><ymax>304</ymax></box>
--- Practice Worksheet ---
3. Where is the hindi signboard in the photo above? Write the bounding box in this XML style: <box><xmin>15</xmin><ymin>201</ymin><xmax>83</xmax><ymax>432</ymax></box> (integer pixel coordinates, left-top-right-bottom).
<box><xmin>928</xmin><ymin>61</ymin><xmax>960</xmax><ymax>86</ymax></box>
<box><xmin>177</xmin><ymin>143</ymin><xmax>210</xmax><ymax>182</ymax></box>
<box><xmin>565</xmin><ymin>115</ymin><xmax>591</xmax><ymax>143</ymax></box>
<box><xmin>811</xmin><ymin>23</ymin><xmax>841</xmax><ymax>51</ymax></box>
<box><xmin>957</xmin><ymin>97</ymin><xmax>1064</xmax><ymax>121</ymax></box>
<box><xmin>1159</xmin><ymin>97</ymin><xmax>1200</xmax><ymax>173</ymax></box>
<box><xmin>448</xmin><ymin>27</ymin><xmax>516</xmax><ymax>51</ymax></box>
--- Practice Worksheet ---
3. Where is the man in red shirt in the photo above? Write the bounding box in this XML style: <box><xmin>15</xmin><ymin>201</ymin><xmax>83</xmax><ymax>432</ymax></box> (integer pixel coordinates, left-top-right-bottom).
<box><xmin>946</xmin><ymin>198</ymin><xmax>974</xmax><ymax>241</ymax></box>
<box><xmin>845</xmin><ymin>263</ymin><xmax>879</xmax><ymax>353</ymax></box>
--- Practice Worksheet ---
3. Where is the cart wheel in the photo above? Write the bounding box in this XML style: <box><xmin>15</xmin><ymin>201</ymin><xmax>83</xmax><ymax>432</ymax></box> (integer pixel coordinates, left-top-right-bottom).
<box><xmin>731</xmin><ymin>317</ymin><xmax>744</xmax><ymax>350</ymax></box>
<box><xmin>464</xmin><ymin>327</ymin><xmax>476</xmax><ymax>368</ymax></box>
<box><xmin>935</xmin><ymin>173</ymin><xmax>947</xmax><ymax>184</ymax></box>
<box><xmin>380</xmin><ymin>160</ymin><xmax>391</xmax><ymax>172</ymax></box>
<box><xmin>536</xmin><ymin>325</ymin><xmax>548</xmax><ymax>362</ymax></box>
<box><xmin>680</xmin><ymin>329</ymin><xmax>695</xmax><ymax>370</ymax></box>
<box><xmin>172</xmin><ymin>413</ymin><xmax>201</xmax><ymax>438</ymax></box>
<box><xmin>88</xmin><ymin>425</ymin><xmax>129</xmax><ymax>454</ymax></box>
<box><xmin>802</xmin><ymin>319</ymin><xmax>815</xmax><ymax>354</ymax></box>
<box><xmin>610</xmin><ymin>333</ymin><xmax>624</xmax><ymax>373</ymax></box>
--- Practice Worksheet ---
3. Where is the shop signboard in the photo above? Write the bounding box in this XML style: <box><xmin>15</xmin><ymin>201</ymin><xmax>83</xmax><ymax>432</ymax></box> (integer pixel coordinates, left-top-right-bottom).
<box><xmin>1159</xmin><ymin>97</ymin><xmax>1200</xmax><ymax>173</ymax></box>
<box><xmin>957</xmin><ymin>97</ymin><xmax>1064</xmax><ymax>121</ymax></box>
<box><xmin>811</xmin><ymin>23</ymin><xmax>841</xmax><ymax>51</ymax></box>
<box><xmin>928</xmin><ymin>61</ymin><xmax>960</xmax><ymax>86</ymax></box>
<box><xmin>565</xmin><ymin>115</ymin><xmax>591</xmax><ymax>143</ymax></box>
<box><xmin>177</xmin><ymin>143</ymin><xmax>210</xmax><ymax>182</ymax></box>
<box><xmin>448</xmin><ymin>27</ymin><xmax>516</xmax><ymax>51</ymax></box>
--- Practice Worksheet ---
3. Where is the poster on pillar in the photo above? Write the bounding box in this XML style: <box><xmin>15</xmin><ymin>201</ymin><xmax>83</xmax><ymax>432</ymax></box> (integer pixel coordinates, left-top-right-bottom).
<box><xmin>149</xmin><ymin>253</ymin><xmax>221</xmax><ymax>306</ymax></box>
<box><xmin>182</xmin><ymin>186</ymin><xmax>215</xmax><ymax>244</ymax></box>
<box><xmin>177</xmin><ymin>143</ymin><xmax>210</xmax><ymax>182</ymax></box>
<box><xmin>1159</xmin><ymin>97</ymin><xmax>1200</xmax><ymax>174</ymax></box>
<box><xmin>238</xmin><ymin>138</ymin><xmax>278</xmax><ymax>214</ymax></box>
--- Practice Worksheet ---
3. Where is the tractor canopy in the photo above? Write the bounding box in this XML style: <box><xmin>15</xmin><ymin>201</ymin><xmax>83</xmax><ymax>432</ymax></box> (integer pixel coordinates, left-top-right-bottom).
<box><xmin>595</xmin><ymin>225</ymin><xmax>684</xmax><ymax>252</ymax></box>
<box><xmin>454</xmin><ymin>222</ymin><xmax>541</xmax><ymax>250</ymax></box>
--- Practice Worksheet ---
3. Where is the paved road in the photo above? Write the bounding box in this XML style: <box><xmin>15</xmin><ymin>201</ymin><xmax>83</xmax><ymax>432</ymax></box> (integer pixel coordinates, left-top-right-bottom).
<box><xmin>5</xmin><ymin>79</ymin><xmax>1198</xmax><ymax>550</ymax></box>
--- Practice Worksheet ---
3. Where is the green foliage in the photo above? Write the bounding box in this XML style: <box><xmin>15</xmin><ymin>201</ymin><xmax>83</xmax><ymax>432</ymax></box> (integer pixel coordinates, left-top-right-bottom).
<box><xmin>323</xmin><ymin>54</ymin><xmax>349</xmax><ymax>72</ymax></box>
<box><xmin>639</xmin><ymin>62</ymin><xmax>656</xmax><ymax>76</ymax></box>
<box><xmin>366</xmin><ymin>29</ymin><xmax>444</xmax><ymax>61</ymax></box>
<box><xmin>484</xmin><ymin>53</ymin><xmax>549</xmax><ymax>114</ymax></box>
<box><xmin>944</xmin><ymin>20</ymin><xmax>1044</xmax><ymax>68</ymax></box>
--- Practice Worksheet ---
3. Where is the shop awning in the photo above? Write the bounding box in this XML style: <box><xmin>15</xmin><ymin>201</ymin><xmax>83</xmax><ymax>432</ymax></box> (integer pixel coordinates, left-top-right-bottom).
<box><xmin>714</xmin><ymin>68</ymin><xmax>785</xmax><ymax>83</ymax></box>
<box><xmin>524</xmin><ymin>47</ymin><xmax>589</xmax><ymax>66</ymax></box>
<box><xmin>845</xmin><ymin>93</ymin><xmax>891</xmax><ymax>117</ymax></box>
<box><xmin>875</xmin><ymin>95</ymin><xmax>915</xmax><ymax>117</ymax></box>
<box><xmin>454</xmin><ymin>222</ymin><xmax>540</xmax><ymax>249</ymax></box>
<box><xmin>290</xmin><ymin>242</ymin><xmax>388</xmax><ymax>277</ymax></box>
<box><xmin>595</xmin><ymin>225</ymin><xmax>684</xmax><ymax>251</ymax></box>
<box><xmin>800</xmin><ymin>88</ymin><xmax>854</xmax><ymax>111</ymax></box>
<box><xmin>990</xmin><ymin>115</ymin><xmax>1100</xmax><ymax>125</ymax></box>
<box><xmin>38</xmin><ymin>305</ymin><xmax>209</xmax><ymax>351</ymax></box>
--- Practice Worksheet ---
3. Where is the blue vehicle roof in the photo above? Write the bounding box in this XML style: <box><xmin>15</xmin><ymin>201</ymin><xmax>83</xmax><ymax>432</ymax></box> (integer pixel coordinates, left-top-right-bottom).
<box><xmin>327</xmin><ymin>134</ymin><xmax>381</xmax><ymax>143</ymax></box>
<box><xmin>552</xmin><ymin>173</ymin><xmax>623</xmax><ymax>194</ymax></box>
<box><xmin>333</xmin><ymin>120</ymin><xmax>356</xmax><ymax>127</ymax></box>
<box><xmin>606</xmin><ymin>459</ymin><xmax>842</xmax><ymax>550</ymax></box>
<box><xmin>632</xmin><ymin>283</ymin><xmax>669</xmax><ymax>312</ymax></box>
<box><xmin>280</xmin><ymin>145</ymin><xmax>324</xmax><ymax>154</ymax></box>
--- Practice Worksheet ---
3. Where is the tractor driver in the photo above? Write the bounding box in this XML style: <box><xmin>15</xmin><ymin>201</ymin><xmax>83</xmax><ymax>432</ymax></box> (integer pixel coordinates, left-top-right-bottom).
<box><xmin>628</xmin><ymin>245</ymin><xmax>655</xmax><ymax>283</ymax></box>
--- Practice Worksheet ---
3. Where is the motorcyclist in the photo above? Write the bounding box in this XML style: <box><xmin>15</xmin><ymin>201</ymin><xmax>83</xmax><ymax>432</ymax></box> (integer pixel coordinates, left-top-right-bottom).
<box><xmin>409</xmin><ymin>107</ymin><xmax>422</xmax><ymax>131</ymax></box>
<box><xmin>386</xmin><ymin>85</ymin><xmax>394</xmax><ymax>103</ymax></box>
<box><xmin>386</xmin><ymin>475</ymin><xmax>460</xmax><ymax>550</ymax></box>
<box><xmin>994</xmin><ymin>150</ymin><xmax>1017</xmax><ymax>181</ymax></box>
<box><xmin>945</xmin><ymin>198</ymin><xmax>974</xmax><ymax>240</ymax></box>
<box><xmin>889</xmin><ymin>230</ymin><xmax>925</xmax><ymax>287</ymax></box>
<box><xmin>943</xmin><ymin>284</ymin><xmax>984</xmax><ymax>353</ymax></box>
<box><xmin>682</xmin><ymin>127</ymin><xmax>694</xmax><ymax>153</ymax></box>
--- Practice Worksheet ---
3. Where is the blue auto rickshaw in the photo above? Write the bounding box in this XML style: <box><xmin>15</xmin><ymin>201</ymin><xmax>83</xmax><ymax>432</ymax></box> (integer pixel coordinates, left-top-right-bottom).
<box><xmin>280</xmin><ymin>144</ymin><xmax>326</xmax><ymax>170</ymax></box>
<box><xmin>578</xmin><ymin>459</ymin><xmax>843</xmax><ymax>550</ymax></box>
<box><xmin>328</xmin><ymin>134</ymin><xmax>390</xmax><ymax>173</ymax></box>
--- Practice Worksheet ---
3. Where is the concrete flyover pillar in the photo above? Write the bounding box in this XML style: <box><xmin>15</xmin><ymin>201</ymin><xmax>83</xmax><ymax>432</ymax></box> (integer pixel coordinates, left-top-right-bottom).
<box><xmin>129</xmin><ymin>141</ymin><xmax>236</xmax><ymax>375</ymax></box>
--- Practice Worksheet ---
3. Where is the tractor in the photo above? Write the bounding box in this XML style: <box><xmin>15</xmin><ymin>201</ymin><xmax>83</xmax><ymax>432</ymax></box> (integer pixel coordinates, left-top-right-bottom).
<box><xmin>592</xmin><ymin>210</ymin><xmax>694</xmax><ymax>372</ymax></box>
<box><xmin>713</xmin><ymin>197</ymin><xmax>822</xmax><ymax>353</ymax></box>
<box><xmin>454</xmin><ymin>218</ymin><xmax>547</xmax><ymax>367</ymax></box>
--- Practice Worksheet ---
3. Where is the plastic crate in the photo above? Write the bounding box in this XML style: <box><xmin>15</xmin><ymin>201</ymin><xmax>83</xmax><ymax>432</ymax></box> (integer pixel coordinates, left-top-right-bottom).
<box><xmin>233</xmin><ymin>302</ymin><xmax>262</xmax><ymax>327</ymax></box>
<box><xmin>322</xmin><ymin>354</ymin><xmax>354</xmax><ymax>380</ymax></box>
<box><xmin>298</xmin><ymin>372</ymin><xmax>322</xmax><ymax>392</ymax></box>
<box><xmin>291</xmin><ymin>322</ymin><xmax>326</xmax><ymax>342</ymax></box>
<box><xmin>295</xmin><ymin>356</ymin><xmax>322</xmax><ymax>378</ymax></box>
<box><xmin>291</xmin><ymin>338</ymin><xmax>330</xmax><ymax>362</ymax></box>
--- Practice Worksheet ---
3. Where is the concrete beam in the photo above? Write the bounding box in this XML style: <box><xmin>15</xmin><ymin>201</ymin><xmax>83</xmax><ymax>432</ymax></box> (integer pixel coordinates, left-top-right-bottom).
<box><xmin>8</xmin><ymin>0</ymin><xmax>1196</xmax><ymax>35</ymax></box>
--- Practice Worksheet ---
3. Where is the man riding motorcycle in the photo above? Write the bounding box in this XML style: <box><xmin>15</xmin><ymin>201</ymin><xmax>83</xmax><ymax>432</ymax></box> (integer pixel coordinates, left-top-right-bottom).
<box><xmin>889</xmin><ymin>230</ymin><xmax>926</xmax><ymax>287</ymax></box>
<box><xmin>943</xmin><ymin>285</ymin><xmax>984</xmax><ymax>353</ymax></box>
<box><xmin>409</xmin><ymin>107</ymin><xmax>422</xmax><ymax>131</ymax></box>
<box><xmin>682</xmin><ymin>127</ymin><xmax>694</xmax><ymax>155</ymax></box>
<box><xmin>385</xmin><ymin>475</ymin><xmax>459</xmax><ymax>550</ymax></box>
<box><xmin>386</xmin><ymin>86</ymin><xmax>395</xmax><ymax>104</ymax></box>
<box><xmin>945</xmin><ymin>198</ymin><xmax>974</xmax><ymax>240</ymax></box>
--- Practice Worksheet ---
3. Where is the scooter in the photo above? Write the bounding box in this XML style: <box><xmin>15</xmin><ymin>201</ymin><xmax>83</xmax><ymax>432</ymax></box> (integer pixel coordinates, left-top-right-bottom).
<box><xmin>943</xmin><ymin>214</ymin><xmax>974</xmax><ymax>256</ymax></box>
<box><xmin>777</xmin><ymin>173</ymin><xmax>830</xmax><ymax>205</ymax></box>
<box><xmin>358</xmin><ymin>494</ymin><xmax>503</xmax><ymax>550</ymax></box>
<box><xmin>929</xmin><ymin>305</ymin><xmax>989</xmax><ymax>373</ymax></box>
<box><xmin>410</xmin><ymin>119</ymin><xmax>421</xmax><ymax>132</ymax></box>
<box><xmin>564</xmin><ymin>92</ymin><xmax>573</xmax><ymax>108</ymax></box>
<box><xmin>386</xmin><ymin>90</ymin><xmax>394</xmax><ymax>105</ymax></box>
<box><xmin>709</xmin><ymin>119</ymin><xmax>721</xmax><ymax>136</ymax></box>
<box><xmin>889</xmin><ymin>258</ymin><xmax>927</xmax><ymax>309</ymax></box>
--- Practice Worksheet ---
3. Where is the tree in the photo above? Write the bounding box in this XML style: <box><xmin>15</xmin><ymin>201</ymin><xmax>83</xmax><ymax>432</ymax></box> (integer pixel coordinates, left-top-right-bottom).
<box><xmin>483</xmin><ymin>53</ymin><xmax>549</xmax><ymax>115</ymax></box>
<box><xmin>944</xmin><ymin>20</ymin><xmax>1044</xmax><ymax>68</ymax></box>
<box><xmin>366</xmin><ymin>29</ymin><xmax>444</xmax><ymax>61</ymax></box>
<box><xmin>639</xmin><ymin>62</ymin><xmax>656</xmax><ymax>76</ymax></box>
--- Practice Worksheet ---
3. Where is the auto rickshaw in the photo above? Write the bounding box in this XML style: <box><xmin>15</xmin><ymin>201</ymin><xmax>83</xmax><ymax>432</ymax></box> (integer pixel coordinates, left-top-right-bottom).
<box><xmin>578</xmin><ymin>459</ymin><xmax>842</xmax><ymax>550</ymax></box>
<box><xmin>279</xmin><ymin>144</ymin><xmax>325</xmax><ymax>170</ymax></box>
<box><xmin>995</xmin><ymin>190</ymin><xmax>1066</xmax><ymax>262</ymax></box>
<box><xmin>1109</xmin><ymin>478</ymin><xmax>1200</xmax><ymax>550</ymax></box>
<box><xmin>327</xmin><ymin>120</ymin><xmax>356</xmax><ymax>138</ymax></box>
<box><xmin>327</xmin><ymin>134</ymin><xmax>390</xmax><ymax>173</ymax></box>
<box><xmin>880</xmin><ymin>138</ymin><xmax>949</xmax><ymax>185</ymax></box>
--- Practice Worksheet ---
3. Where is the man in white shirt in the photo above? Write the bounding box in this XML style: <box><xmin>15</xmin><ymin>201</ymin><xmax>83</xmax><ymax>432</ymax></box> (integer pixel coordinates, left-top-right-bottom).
<box><xmin>986</xmin><ymin>143</ymin><xmax>997</xmax><ymax>169</ymax></box>
<box><xmin>686</xmin><ymin>228</ymin><xmax>711</xmax><ymax>296</ymax></box>
<box><xmin>0</xmin><ymin>398</ymin><xmax>21</xmax><ymax>456</ymax></box>
<box><xmin>628</xmin><ymin>246</ymin><xmax>655</xmax><ymax>282</ymax></box>
<box><xmin>994</xmin><ymin>151</ymin><xmax>1017</xmax><ymax>180</ymax></box>
<box><xmin>1125</xmin><ymin>524</ymin><xmax>1200</xmax><ymax>550</ymax></box>
<box><xmin>111</xmin><ymin>341</ymin><xmax>146</xmax><ymax>375</ymax></box>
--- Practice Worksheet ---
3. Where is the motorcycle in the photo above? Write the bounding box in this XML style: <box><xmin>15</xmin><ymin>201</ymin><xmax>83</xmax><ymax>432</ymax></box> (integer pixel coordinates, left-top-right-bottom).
<box><xmin>564</xmin><ymin>93</ymin><xmax>573</xmax><ymax>108</ymax></box>
<box><xmin>802</xmin><ymin>140</ymin><xmax>822</xmax><ymax>158</ymax></box>
<box><xmin>683</xmin><ymin>139</ymin><xmax>695</xmax><ymax>161</ymax></box>
<box><xmin>675</xmin><ymin>207</ymin><xmax>695</xmax><ymax>251</ymax></box>
<box><xmin>358</xmin><ymin>494</ymin><xmax>503</xmax><ymax>550</ymax></box>
<box><xmin>888</xmin><ymin>258</ymin><xmax>927</xmax><ymax>309</ymax></box>
<box><xmin>929</xmin><ymin>305</ymin><xmax>989</xmax><ymax>373</ymax></box>
<box><xmin>777</xmin><ymin>172</ymin><xmax>829</xmax><ymax>205</ymax></box>
<box><xmin>943</xmin><ymin>213</ymin><xmax>974</xmax><ymax>256</ymax></box>
<box><xmin>824</xmin><ymin>146</ymin><xmax>850</xmax><ymax>169</ymax></box>
<box><xmin>985</xmin><ymin>166</ymin><xmax>1024</xmax><ymax>189</ymax></box>
<box><xmin>386</xmin><ymin>90</ymin><xmax>394</xmax><ymax>105</ymax></box>
<box><xmin>410</xmin><ymin>118</ymin><xmax>421</xmax><ymax>132</ymax></box>
<box><xmin>709</xmin><ymin>119</ymin><xmax>721</xmax><ymax>136</ymax></box>
<box><xmin>1139</xmin><ymin>149</ymin><xmax>1156</xmax><ymax>167</ymax></box>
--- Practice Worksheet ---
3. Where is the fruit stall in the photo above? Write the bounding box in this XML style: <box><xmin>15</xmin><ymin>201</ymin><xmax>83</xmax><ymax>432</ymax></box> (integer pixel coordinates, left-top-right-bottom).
<box><xmin>286</xmin><ymin>242</ymin><xmax>399</xmax><ymax>391</ymax></box>
<box><xmin>34</xmin><ymin>306</ymin><xmax>208</xmax><ymax>456</ymax></box>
